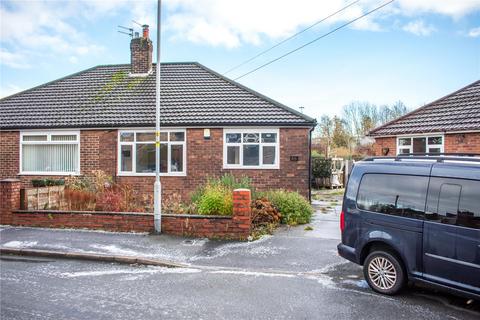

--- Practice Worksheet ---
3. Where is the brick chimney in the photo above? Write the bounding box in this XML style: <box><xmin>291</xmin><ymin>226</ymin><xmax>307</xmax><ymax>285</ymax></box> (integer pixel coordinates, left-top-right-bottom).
<box><xmin>130</xmin><ymin>25</ymin><xmax>153</xmax><ymax>75</ymax></box>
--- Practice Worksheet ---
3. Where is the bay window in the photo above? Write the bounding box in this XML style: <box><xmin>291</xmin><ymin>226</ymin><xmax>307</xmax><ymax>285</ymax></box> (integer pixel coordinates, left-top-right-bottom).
<box><xmin>397</xmin><ymin>135</ymin><xmax>444</xmax><ymax>155</ymax></box>
<box><xmin>118</xmin><ymin>129</ymin><xmax>186</xmax><ymax>175</ymax></box>
<box><xmin>223</xmin><ymin>129</ymin><xmax>279</xmax><ymax>169</ymax></box>
<box><xmin>20</xmin><ymin>131</ymin><xmax>80</xmax><ymax>174</ymax></box>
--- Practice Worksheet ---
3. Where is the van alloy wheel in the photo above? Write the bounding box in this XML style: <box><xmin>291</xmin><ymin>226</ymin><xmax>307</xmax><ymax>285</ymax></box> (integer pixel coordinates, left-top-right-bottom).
<box><xmin>363</xmin><ymin>250</ymin><xmax>405</xmax><ymax>295</ymax></box>
<box><xmin>368</xmin><ymin>257</ymin><xmax>397</xmax><ymax>290</ymax></box>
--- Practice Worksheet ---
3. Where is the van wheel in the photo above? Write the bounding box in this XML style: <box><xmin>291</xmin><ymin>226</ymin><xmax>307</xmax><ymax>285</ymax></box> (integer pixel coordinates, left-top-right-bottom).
<box><xmin>363</xmin><ymin>251</ymin><xmax>405</xmax><ymax>295</ymax></box>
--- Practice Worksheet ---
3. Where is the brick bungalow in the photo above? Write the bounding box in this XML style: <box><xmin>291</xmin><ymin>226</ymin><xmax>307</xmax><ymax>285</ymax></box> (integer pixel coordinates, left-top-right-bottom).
<box><xmin>0</xmin><ymin>27</ymin><xmax>316</xmax><ymax>202</ymax></box>
<box><xmin>369</xmin><ymin>80</ymin><xmax>480</xmax><ymax>156</ymax></box>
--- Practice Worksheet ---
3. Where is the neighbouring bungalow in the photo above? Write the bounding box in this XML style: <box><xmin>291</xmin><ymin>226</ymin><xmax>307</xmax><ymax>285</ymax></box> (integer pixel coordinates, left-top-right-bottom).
<box><xmin>369</xmin><ymin>80</ymin><xmax>480</xmax><ymax>156</ymax></box>
<box><xmin>0</xmin><ymin>26</ymin><xmax>316</xmax><ymax>202</ymax></box>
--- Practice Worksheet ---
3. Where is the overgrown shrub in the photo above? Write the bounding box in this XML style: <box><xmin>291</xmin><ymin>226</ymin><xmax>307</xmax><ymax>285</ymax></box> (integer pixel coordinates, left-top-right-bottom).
<box><xmin>264</xmin><ymin>190</ymin><xmax>313</xmax><ymax>225</ymax></box>
<box><xmin>312</xmin><ymin>158</ymin><xmax>332</xmax><ymax>179</ymax></box>
<box><xmin>63</xmin><ymin>189</ymin><xmax>96</xmax><ymax>211</ymax></box>
<box><xmin>190</xmin><ymin>174</ymin><xmax>253</xmax><ymax>215</ymax></box>
<box><xmin>197</xmin><ymin>185</ymin><xmax>233</xmax><ymax>216</ymax></box>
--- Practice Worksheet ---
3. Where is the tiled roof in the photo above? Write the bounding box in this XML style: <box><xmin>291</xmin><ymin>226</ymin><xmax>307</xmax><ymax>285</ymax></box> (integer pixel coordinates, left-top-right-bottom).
<box><xmin>369</xmin><ymin>80</ymin><xmax>480</xmax><ymax>136</ymax></box>
<box><xmin>0</xmin><ymin>62</ymin><xmax>315</xmax><ymax>129</ymax></box>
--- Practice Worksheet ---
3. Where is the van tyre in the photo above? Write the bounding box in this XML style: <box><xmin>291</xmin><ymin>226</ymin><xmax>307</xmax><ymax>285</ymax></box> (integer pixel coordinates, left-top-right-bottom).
<box><xmin>363</xmin><ymin>251</ymin><xmax>405</xmax><ymax>295</ymax></box>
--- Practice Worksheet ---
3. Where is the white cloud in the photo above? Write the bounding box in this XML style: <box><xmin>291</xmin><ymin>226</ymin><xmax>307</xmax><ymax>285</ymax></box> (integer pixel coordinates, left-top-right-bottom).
<box><xmin>162</xmin><ymin>0</ymin><xmax>480</xmax><ymax>48</ymax></box>
<box><xmin>468</xmin><ymin>27</ymin><xmax>480</xmax><ymax>37</ymax></box>
<box><xmin>402</xmin><ymin>20</ymin><xmax>436</xmax><ymax>36</ymax></box>
<box><xmin>69</xmin><ymin>56</ymin><xmax>79</xmax><ymax>64</ymax></box>
<box><xmin>396</xmin><ymin>0</ymin><xmax>480</xmax><ymax>18</ymax></box>
<box><xmin>0</xmin><ymin>84</ymin><xmax>23</xmax><ymax>98</ymax></box>
<box><xmin>0</xmin><ymin>49</ymin><xmax>31</xmax><ymax>69</ymax></box>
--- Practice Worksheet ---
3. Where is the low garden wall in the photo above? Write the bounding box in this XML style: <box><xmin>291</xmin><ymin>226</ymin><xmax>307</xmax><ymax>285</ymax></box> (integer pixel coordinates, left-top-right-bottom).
<box><xmin>1</xmin><ymin>179</ymin><xmax>252</xmax><ymax>240</ymax></box>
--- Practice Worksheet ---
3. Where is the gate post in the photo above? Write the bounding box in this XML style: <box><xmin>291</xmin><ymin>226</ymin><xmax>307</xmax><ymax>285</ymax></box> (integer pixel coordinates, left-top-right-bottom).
<box><xmin>0</xmin><ymin>179</ymin><xmax>22</xmax><ymax>225</ymax></box>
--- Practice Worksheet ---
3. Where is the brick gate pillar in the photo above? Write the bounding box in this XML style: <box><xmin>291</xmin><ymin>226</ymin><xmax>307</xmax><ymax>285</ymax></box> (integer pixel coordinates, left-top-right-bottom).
<box><xmin>232</xmin><ymin>189</ymin><xmax>252</xmax><ymax>239</ymax></box>
<box><xmin>0</xmin><ymin>179</ymin><xmax>21</xmax><ymax>225</ymax></box>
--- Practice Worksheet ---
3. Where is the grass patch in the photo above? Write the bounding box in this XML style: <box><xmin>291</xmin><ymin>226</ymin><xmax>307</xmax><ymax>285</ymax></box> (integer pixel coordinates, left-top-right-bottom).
<box><xmin>304</xmin><ymin>226</ymin><xmax>313</xmax><ymax>231</ymax></box>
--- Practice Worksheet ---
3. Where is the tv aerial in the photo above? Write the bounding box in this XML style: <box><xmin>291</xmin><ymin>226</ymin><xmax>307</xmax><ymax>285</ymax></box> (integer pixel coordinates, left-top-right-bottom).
<box><xmin>117</xmin><ymin>25</ymin><xmax>136</xmax><ymax>38</ymax></box>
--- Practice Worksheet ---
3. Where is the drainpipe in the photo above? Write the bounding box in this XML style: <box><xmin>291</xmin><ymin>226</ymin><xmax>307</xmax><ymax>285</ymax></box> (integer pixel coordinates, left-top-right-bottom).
<box><xmin>308</xmin><ymin>126</ymin><xmax>314</xmax><ymax>202</ymax></box>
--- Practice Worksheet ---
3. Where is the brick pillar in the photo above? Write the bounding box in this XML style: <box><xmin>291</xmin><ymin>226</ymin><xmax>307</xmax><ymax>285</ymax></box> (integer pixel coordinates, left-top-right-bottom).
<box><xmin>232</xmin><ymin>189</ymin><xmax>252</xmax><ymax>238</ymax></box>
<box><xmin>0</xmin><ymin>179</ymin><xmax>21</xmax><ymax>225</ymax></box>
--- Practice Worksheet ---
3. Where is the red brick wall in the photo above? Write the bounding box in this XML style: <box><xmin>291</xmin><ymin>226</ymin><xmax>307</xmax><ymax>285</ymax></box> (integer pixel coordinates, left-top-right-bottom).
<box><xmin>445</xmin><ymin>133</ymin><xmax>480</xmax><ymax>153</ymax></box>
<box><xmin>373</xmin><ymin>133</ymin><xmax>480</xmax><ymax>155</ymax></box>
<box><xmin>3</xmin><ymin>185</ymin><xmax>252</xmax><ymax>240</ymax></box>
<box><xmin>0</xmin><ymin>179</ymin><xmax>21</xmax><ymax>225</ymax></box>
<box><xmin>372</xmin><ymin>137</ymin><xmax>396</xmax><ymax>156</ymax></box>
<box><xmin>0</xmin><ymin>131</ymin><xmax>19</xmax><ymax>179</ymax></box>
<box><xmin>1</xmin><ymin>128</ymin><xmax>310</xmax><ymax>200</ymax></box>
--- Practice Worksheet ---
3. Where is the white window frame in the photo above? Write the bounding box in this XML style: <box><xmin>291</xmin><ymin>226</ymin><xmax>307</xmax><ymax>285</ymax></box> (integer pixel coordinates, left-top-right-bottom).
<box><xmin>397</xmin><ymin>134</ymin><xmax>444</xmax><ymax>155</ymax></box>
<box><xmin>19</xmin><ymin>130</ymin><xmax>81</xmax><ymax>175</ymax></box>
<box><xmin>223</xmin><ymin>128</ymin><xmax>280</xmax><ymax>169</ymax></box>
<box><xmin>117</xmin><ymin>129</ymin><xmax>187</xmax><ymax>176</ymax></box>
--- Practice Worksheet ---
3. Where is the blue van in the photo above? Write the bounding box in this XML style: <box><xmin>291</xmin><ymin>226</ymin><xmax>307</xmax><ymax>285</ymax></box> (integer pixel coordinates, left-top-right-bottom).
<box><xmin>337</xmin><ymin>155</ymin><xmax>480</xmax><ymax>299</ymax></box>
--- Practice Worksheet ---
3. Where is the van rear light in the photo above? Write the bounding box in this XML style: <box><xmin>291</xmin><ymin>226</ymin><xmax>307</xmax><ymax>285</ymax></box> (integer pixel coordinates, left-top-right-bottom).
<box><xmin>340</xmin><ymin>211</ymin><xmax>345</xmax><ymax>232</ymax></box>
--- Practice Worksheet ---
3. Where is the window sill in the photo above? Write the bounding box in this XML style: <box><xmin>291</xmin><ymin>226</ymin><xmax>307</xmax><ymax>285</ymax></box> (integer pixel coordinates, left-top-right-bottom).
<box><xmin>223</xmin><ymin>166</ymin><xmax>279</xmax><ymax>170</ymax></box>
<box><xmin>117</xmin><ymin>172</ymin><xmax>187</xmax><ymax>177</ymax></box>
<box><xmin>19</xmin><ymin>172</ymin><xmax>80</xmax><ymax>176</ymax></box>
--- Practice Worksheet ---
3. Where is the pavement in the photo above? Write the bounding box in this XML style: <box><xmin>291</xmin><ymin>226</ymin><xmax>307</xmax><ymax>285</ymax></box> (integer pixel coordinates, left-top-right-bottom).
<box><xmin>1</xmin><ymin>190</ymin><xmax>479</xmax><ymax>319</ymax></box>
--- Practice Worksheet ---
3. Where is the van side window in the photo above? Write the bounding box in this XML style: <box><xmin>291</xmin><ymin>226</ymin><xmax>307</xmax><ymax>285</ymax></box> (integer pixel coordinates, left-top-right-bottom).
<box><xmin>426</xmin><ymin>178</ymin><xmax>480</xmax><ymax>229</ymax></box>
<box><xmin>356</xmin><ymin>174</ymin><xmax>428</xmax><ymax>219</ymax></box>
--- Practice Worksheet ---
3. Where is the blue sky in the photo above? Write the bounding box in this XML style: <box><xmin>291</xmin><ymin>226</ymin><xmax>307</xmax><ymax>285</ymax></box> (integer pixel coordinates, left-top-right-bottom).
<box><xmin>1</xmin><ymin>0</ymin><xmax>479</xmax><ymax>120</ymax></box>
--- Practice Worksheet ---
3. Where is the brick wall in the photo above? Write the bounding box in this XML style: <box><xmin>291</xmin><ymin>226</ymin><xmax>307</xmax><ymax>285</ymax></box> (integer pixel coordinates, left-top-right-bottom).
<box><xmin>444</xmin><ymin>132</ymin><xmax>480</xmax><ymax>153</ymax></box>
<box><xmin>1</xmin><ymin>181</ymin><xmax>252</xmax><ymax>240</ymax></box>
<box><xmin>1</xmin><ymin>128</ymin><xmax>310</xmax><ymax>201</ymax></box>
<box><xmin>373</xmin><ymin>132</ymin><xmax>480</xmax><ymax>155</ymax></box>
<box><xmin>372</xmin><ymin>136</ymin><xmax>396</xmax><ymax>156</ymax></box>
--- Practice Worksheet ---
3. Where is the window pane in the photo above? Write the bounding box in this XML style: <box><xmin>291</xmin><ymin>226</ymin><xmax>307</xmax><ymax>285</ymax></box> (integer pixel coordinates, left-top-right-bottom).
<box><xmin>121</xmin><ymin>145</ymin><xmax>132</xmax><ymax>171</ymax></box>
<box><xmin>399</xmin><ymin>148</ymin><xmax>410</xmax><ymax>154</ymax></box>
<box><xmin>458</xmin><ymin>180</ymin><xmax>480</xmax><ymax>229</ymax></box>
<box><xmin>428</xmin><ymin>148</ymin><xmax>441</xmax><ymax>154</ymax></box>
<box><xmin>427</xmin><ymin>178</ymin><xmax>480</xmax><ymax>229</ymax></box>
<box><xmin>136</xmin><ymin>144</ymin><xmax>155</xmax><ymax>173</ymax></box>
<box><xmin>160</xmin><ymin>132</ymin><xmax>168</xmax><ymax>141</ymax></box>
<box><xmin>261</xmin><ymin>133</ymin><xmax>277</xmax><ymax>143</ymax></box>
<box><xmin>398</xmin><ymin>138</ymin><xmax>411</xmax><ymax>146</ymax></box>
<box><xmin>243</xmin><ymin>133</ymin><xmax>259</xmax><ymax>143</ymax></box>
<box><xmin>170</xmin><ymin>132</ymin><xmax>184</xmax><ymax>142</ymax></box>
<box><xmin>428</xmin><ymin>136</ymin><xmax>442</xmax><ymax>145</ymax></box>
<box><xmin>263</xmin><ymin>146</ymin><xmax>275</xmax><ymax>165</ymax></box>
<box><xmin>23</xmin><ymin>135</ymin><xmax>47</xmax><ymax>141</ymax></box>
<box><xmin>120</xmin><ymin>132</ymin><xmax>134</xmax><ymax>142</ymax></box>
<box><xmin>227</xmin><ymin>146</ymin><xmax>240</xmax><ymax>164</ymax></box>
<box><xmin>243</xmin><ymin>145</ymin><xmax>259</xmax><ymax>166</ymax></box>
<box><xmin>412</xmin><ymin>137</ymin><xmax>426</xmax><ymax>153</ymax></box>
<box><xmin>159</xmin><ymin>144</ymin><xmax>168</xmax><ymax>173</ymax></box>
<box><xmin>226</xmin><ymin>133</ymin><xmax>241</xmax><ymax>143</ymax></box>
<box><xmin>51</xmin><ymin>134</ymin><xmax>76</xmax><ymax>141</ymax></box>
<box><xmin>437</xmin><ymin>184</ymin><xmax>460</xmax><ymax>222</ymax></box>
<box><xmin>136</xmin><ymin>132</ymin><xmax>155</xmax><ymax>142</ymax></box>
<box><xmin>22</xmin><ymin>144</ymin><xmax>78</xmax><ymax>172</ymax></box>
<box><xmin>170</xmin><ymin>145</ymin><xmax>183</xmax><ymax>172</ymax></box>
<box><xmin>357</xmin><ymin>174</ymin><xmax>428</xmax><ymax>219</ymax></box>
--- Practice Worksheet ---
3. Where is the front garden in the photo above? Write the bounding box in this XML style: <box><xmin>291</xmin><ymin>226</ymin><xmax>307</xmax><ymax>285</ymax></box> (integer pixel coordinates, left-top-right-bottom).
<box><xmin>24</xmin><ymin>171</ymin><xmax>314</xmax><ymax>239</ymax></box>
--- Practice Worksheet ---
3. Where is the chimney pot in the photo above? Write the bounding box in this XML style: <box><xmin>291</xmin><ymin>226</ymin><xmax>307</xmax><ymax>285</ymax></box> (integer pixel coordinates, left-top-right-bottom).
<box><xmin>142</xmin><ymin>25</ymin><xmax>149</xmax><ymax>38</ymax></box>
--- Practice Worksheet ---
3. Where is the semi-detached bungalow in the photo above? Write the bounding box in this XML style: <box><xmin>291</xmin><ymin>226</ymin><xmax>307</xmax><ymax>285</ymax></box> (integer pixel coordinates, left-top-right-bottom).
<box><xmin>0</xmin><ymin>28</ymin><xmax>316</xmax><ymax>202</ymax></box>
<box><xmin>369</xmin><ymin>80</ymin><xmax>480</xmax><ymax>156</ymax></box>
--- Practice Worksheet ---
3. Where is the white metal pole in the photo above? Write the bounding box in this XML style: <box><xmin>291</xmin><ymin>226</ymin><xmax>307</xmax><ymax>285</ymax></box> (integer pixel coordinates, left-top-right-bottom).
<box><xmin>154</xmin><ymin>0</ymin><xmax>162</xmax><ymax>233</ymax></box>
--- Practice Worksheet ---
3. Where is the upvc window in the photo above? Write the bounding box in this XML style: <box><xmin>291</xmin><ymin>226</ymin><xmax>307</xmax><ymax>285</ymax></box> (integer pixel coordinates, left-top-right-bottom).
<box><xmin>397</xmin><ymin>135</ymin><xmax>444</xmax><ymax>155</ymax></box>
<box><xmin>20</xmin><ymin>131</ymin><xmax>80</xmax><ymax>175</ymax></box>
<box><xmin>223</xmin><ymin>129</ymin><xmax>279</xmax><ymax>169</ymax></box>
<box><xmin>118</xmin><ymin>129</ymin><xmax>186</xmax><ymax>175</ymax></box>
